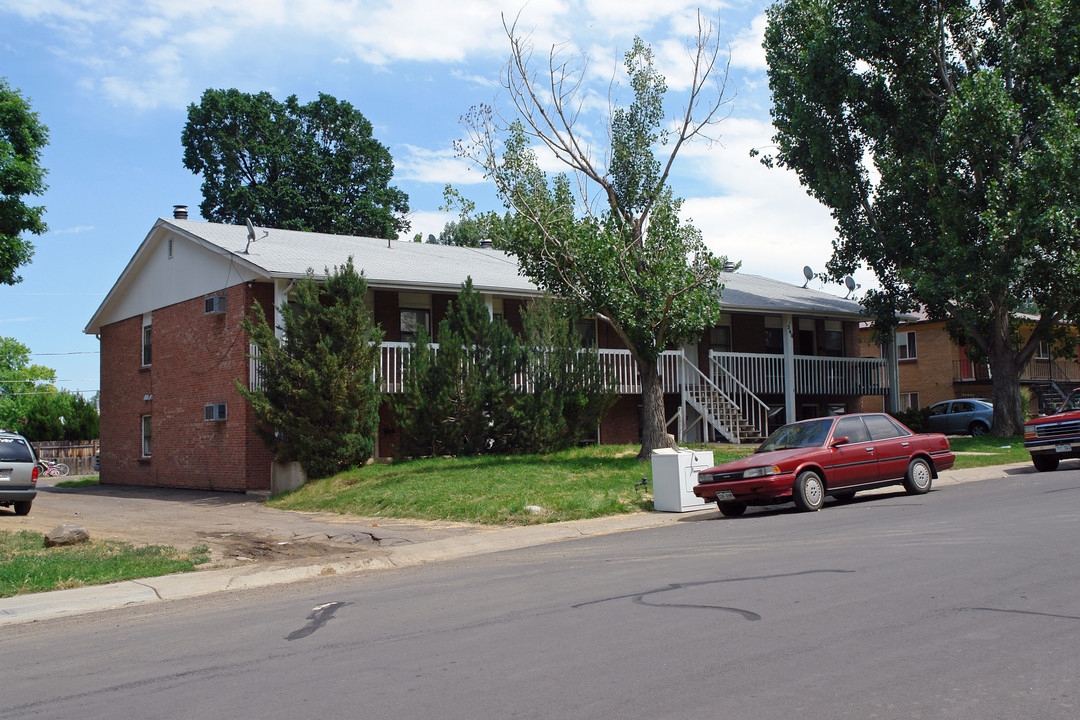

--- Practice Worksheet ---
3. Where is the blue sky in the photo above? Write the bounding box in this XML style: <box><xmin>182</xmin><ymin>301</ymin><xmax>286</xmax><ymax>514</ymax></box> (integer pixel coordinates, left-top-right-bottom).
<box><xmin>1</xmin><ymin>0</ymin><xmax>867</xmax><ymax>398</ymax></box>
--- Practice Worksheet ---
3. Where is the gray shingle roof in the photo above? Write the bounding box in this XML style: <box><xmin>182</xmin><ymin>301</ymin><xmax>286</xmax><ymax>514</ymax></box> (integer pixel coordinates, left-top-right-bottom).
<box><xmin>718</xmin><ymin>271</ymin><xmax>865</xmax><ymax>319</ymax></box>
<box><xmin>169</xmin><ymin>219</ymin><xmax>538</xmax><ymax>295</ymax></box>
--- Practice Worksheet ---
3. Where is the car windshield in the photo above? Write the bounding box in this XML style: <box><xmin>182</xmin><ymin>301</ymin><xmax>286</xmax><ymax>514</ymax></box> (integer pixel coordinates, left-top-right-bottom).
<box><xmin>756</xmin><ymin>418</ymin><xmax>834</xmax><ymax>452</ymax></box>
<box><xmin>1059</xmin><ymin>391</ymin><xmax>1080</xmax><ymax>413</ymax></box>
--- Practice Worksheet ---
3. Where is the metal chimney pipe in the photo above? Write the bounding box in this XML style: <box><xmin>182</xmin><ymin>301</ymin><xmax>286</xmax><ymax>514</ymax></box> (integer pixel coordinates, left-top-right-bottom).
<box><xmin>173</xmin><ymin>205</ymin><xmax>188</xmax><ymax>220</ymax></box>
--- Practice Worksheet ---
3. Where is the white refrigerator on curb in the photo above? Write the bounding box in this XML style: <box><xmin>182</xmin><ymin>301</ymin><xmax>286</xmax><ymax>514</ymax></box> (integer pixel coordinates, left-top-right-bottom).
<box><xmin>650</xmin><ymin>448</ymin><xmax>715</xmax><ymax>512</ymax></box>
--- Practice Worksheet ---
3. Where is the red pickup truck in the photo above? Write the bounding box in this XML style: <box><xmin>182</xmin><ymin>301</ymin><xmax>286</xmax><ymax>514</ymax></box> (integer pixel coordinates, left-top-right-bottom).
<box><xmin>1024</xmin><ymin>389</ymin><xmax>1080</xmax><ymax>471</ymax></box>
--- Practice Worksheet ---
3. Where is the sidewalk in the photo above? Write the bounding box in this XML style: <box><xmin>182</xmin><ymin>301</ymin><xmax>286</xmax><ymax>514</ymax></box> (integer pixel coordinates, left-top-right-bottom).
<box><xmin>0</xmin><ymin>462</ymin><xmax>1034</xmax><ymax>627</ymax></box>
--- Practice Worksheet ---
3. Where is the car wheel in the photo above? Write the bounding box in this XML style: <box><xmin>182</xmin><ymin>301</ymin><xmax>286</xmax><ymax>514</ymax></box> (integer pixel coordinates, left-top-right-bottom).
<box><xmin>717</xmin><ymin>500</ymin><xmax>747</xmax><ymax>518</ymax></box>
<box><xmin>1033</xmin><ymin>454</ymin><xmax>1060</xmax><ymax>472</ymax></box>
<box><xmin>969</xmin><ymin>422</ymin><xmax>989</xmax><ymax>437</ymax></box>
<box><xmin>833</xmin><ymin>491</ymin><xmax>856</xmax><ymax>503</ymax></box>
<box><xmin>903</xmin><ymin>458</ymin><xmax>933</xmax><ymax>494</ymax></box>
<box><xmin>13</xmin><ymin>501</ymin><xmax>32</xmax><ymax>516</ymax></box>
<box><xmin>793</xmin><ymin>470</ymin><xmax>825</xmax><ymax>511</ymax></box>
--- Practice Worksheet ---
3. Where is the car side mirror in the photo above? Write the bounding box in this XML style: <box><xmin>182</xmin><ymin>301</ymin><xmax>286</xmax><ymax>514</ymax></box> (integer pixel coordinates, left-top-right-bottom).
<box><xmin>830</xmin><ymin>436</ymin><xmax>850</xmax><ymax>448</ymax></box>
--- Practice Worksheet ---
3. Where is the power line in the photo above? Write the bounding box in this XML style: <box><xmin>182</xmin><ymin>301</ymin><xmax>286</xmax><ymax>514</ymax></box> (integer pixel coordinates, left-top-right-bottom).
<box><xmin>32</xmin><ymin>351</ymin><xmax>100</xmax><ymax>356</ymax></box>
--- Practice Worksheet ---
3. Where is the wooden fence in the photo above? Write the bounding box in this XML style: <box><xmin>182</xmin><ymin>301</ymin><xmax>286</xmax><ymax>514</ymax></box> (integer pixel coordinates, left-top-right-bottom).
<box><xmin>31</xmin><ymin>440</ymin><xmax>99</xmax><ymax>475</ymax></box>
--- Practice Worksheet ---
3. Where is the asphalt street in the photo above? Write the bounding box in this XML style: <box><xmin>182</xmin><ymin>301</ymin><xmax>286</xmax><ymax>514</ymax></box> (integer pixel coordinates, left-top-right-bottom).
<box><xmin>2</xmin><ymin>462</ymin><xmax>1079</xmax><ymax>719</ymax></box>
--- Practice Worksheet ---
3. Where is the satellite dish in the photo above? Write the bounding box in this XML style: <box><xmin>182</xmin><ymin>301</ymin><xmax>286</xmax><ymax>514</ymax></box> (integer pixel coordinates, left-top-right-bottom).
<box><xmin>802</xmin><ymin>265</ymin><xmax>813</xmax><ymax>288</ymax></box>
<box><xmin>843</xmin><ymin>275</ymin><xmax>861</xmax><ymax>299</ymax></box>
<box><xmin>242</xmin><ymin>218</ymin><xmax>266</xmax><ymax>254</ymax></box>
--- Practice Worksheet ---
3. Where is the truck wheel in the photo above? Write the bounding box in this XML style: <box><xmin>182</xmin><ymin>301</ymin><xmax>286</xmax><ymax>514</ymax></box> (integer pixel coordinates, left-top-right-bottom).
<box><xmin>13</xmin><ymin>501</ymin><xmax>32</xmax><ymax>516</ymax></box>
<box><xmin>1032</xmin><ymin>455</ymin><xmax>1059</xmax><ymax>472</ymax></box>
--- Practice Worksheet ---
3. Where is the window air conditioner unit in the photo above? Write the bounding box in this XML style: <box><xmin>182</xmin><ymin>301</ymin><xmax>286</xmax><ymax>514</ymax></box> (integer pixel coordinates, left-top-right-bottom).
<box><xmin>204</xmin><ymin>403</ymin><xmax>227</xmax><ymax>421</ymax></box>
<box><xmin>204</xmin><ymin>296</ymin><xmax>227</xmax><ymax>314</ymax></box>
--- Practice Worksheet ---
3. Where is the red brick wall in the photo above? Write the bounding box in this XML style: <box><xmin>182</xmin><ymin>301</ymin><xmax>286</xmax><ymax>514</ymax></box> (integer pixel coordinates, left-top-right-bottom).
<box><xmin>99</xmin><ymin>282</ymin><xmax>275</xmax><ymax>491</ymax></box>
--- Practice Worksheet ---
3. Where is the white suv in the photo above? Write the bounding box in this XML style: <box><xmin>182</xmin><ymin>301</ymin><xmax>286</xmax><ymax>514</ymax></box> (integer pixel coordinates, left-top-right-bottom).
<box><xmin>0</xmin><ymin>431</ymin><xmax>38</xmax><ymax>515</ymax></box>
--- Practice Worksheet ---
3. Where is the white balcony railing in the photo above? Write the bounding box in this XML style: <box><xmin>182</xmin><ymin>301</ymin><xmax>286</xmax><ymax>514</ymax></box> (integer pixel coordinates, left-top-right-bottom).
<box><xmin>251</xmin><ymin>343</ymin><xmax>889</xmax><ymax>398</ymax></box>
<box><xmin>710</xmin><ymin>351</ymin><xmax>888</xmax><ymax>396</ymax></box>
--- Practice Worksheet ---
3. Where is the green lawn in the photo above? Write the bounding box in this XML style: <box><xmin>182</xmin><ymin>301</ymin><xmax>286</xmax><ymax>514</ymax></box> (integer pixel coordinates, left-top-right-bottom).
<box><xmin>271</xmin><ymin>437</ymin><xmax>1031</xmax><ymax>525</ymax></box>
<box><xmin>948</xmin><ymin>435</ymin><xmax>1029</xmax><ymax>468</ymax></box>
<box><xmin>269</xmin><ymin>443</ymin><xmax>755</xmax><ymax>525</ymax></box>
<box><xmin>0</xmin><ymin>531</ymin><xmax>209</xmax><ymax>598</ymax></box>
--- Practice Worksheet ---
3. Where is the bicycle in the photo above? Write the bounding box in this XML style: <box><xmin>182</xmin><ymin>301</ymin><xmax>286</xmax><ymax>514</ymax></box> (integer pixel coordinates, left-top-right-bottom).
<box><xmin>39</xmin><ymin>459</ymin><xmax>70</xmax><ymax>477</ymax></box>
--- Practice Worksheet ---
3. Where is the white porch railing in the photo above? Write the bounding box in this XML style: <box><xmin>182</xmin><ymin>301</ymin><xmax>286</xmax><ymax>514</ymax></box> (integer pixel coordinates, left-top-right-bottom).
<box><xmin>251</xmin><ymin>343</ymin><xmax>888</xmax><ymax>399</ymax></box>
<box><xmin>710</xmin><ymin>352</ymin><xmax>888</xmax><ymax>396</ymax></box>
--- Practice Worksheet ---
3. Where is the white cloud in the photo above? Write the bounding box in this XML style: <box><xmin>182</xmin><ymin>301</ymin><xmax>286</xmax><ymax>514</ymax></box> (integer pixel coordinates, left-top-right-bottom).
<box><xmin>399</xmin><ymin>209</ymin><xmax>455</xmax><ymax>242</ymax></box>
<box><xmin>396</xmin><ymin>144</ymin><xmax>487</xmax><ymax>185</ymax></box>
<box><xmin>729</xmin><ymin>13</ymin><xmax>766</xmax><ymax>71</ymax></box>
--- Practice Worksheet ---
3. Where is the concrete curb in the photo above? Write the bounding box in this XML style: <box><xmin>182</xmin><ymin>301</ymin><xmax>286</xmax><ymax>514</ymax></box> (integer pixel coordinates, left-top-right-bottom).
<box><xmin>0</xmin><ymin>462</ymin><xmax>1033</xmax><ymax>627</ymax></box>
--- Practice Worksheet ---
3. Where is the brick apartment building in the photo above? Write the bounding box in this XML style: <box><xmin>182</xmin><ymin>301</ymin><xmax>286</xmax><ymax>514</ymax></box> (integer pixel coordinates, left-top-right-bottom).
<box><xmin>86</xmin><ymin>211</ymin><xmax>891</xmax><ymax>492</ymax></box>
<box><xmin>860</xmin><ymin>314</ymin><xmax>1080</xmax><ymax>414</ymax></box>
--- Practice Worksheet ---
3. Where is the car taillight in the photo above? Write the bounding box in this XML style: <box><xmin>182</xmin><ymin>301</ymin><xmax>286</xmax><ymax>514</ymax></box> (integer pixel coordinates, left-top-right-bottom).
<box><xmin>32</xmin><ymin>465</ymin><xmax>38</xmax><ymax>482</ymax></box>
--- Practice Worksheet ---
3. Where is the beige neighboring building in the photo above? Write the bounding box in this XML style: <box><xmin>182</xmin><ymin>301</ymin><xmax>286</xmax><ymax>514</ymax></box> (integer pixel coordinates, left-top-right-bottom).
<box><xmin>860</xmin><ymin>315</ymin><xmax>1080</xmax><ymax>414</ymax></box>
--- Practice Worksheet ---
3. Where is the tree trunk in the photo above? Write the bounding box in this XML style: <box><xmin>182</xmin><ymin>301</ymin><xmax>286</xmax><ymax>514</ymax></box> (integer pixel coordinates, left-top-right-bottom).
<box><xmin>637</xmin><ymin>360</ymin><xmax>677</xmax><ymax>460</ymax></box>
<box><xmin>988</xmin><ymin>321</ymin><xmax>1025</xmax><ymax>436</ymax></box>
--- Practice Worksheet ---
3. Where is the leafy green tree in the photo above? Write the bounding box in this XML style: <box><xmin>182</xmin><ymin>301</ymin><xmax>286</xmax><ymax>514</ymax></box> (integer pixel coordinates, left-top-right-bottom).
<box><xmin>762</xmin><ymin>0</ymin><xmax>1080</xmax><ymax>435</ymax></box>
<box><xmin>0</xmin><ymin>336</ymin><xmax>56</xmax><ymax>430</ymax></box>
<box><xmin>239</xmin><ymin>259</ymin><xmax>383</xmax><ymax>479</ymax></box>
<box><xmin>182</xmin><ymin>89</ymin><xmax>410</xmax><ymax>239</ymax></box>
<box><xmin>0</xmin><ymin>78</ymin><xmax>49</xmax><ymax>285</ymax></box>
<box><xmin>514</xmin><ymin>297</ymin><xmax>617</xmax><ymax>452</ymax></box>
<box><xmin>19</xmin><ymin>391</ymin><xmax>98</xmax><ymax>442</ymax></box>
<box><xmin>460</xmin><ymin>23</ymin><xmax>730</xmax><ymax>459</ymax></box>
<box><xmin>396</xmin><ymin>279</ymin><xmax>523</xmax><ymax>456</ymax></box>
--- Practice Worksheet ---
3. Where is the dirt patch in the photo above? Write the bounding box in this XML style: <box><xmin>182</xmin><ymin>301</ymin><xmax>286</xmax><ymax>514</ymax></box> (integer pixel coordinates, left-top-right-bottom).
<box><xmin>3</xmin><ymin>481</ymin><xmax>485</xmax><ymax>570</ymax></box>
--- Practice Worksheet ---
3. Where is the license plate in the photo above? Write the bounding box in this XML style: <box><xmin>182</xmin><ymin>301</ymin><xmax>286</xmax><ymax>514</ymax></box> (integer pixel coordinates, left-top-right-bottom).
<box><xmin>716</xmin><ymin>490</ymin><xmax>735</xmax><ymax>501</ymax></box>
<box><xmin>1056</xmin><ymin>443</ymin><xmax>1072</xmax><ymax>453</ymax></box>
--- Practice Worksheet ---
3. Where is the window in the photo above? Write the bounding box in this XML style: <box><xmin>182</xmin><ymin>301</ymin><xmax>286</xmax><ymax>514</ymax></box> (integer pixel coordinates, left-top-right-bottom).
<box><xmin>900</xmin><ymin>392</ymin><xmax>920</xmax><ymax>411</ymax></box>
<box><xmin>573</xmin><ymin>319</ymin><xmax>597</xmax><ymax>347</ymax></box>
<box><xmin>141</xmin><ymin>415</ymin><xmax>151</xmax><ymax>457</ymax></box>
<box><xmin>823</xmin><ymin>320</ymin><xmax>844</xmax><ymax>357</ymax></box>
<box><xmin>399</xmin><ymin>308</ymin><xmax>431</xmax><ymax>343</ymax></box>
<box><xmin>764</xmin><ymin>317</ymin><xmax>783</xmax><ymax>354</ymax></box>
<box><xmin>711</xmin><ymin>318</ymin><xmax>732</xmax><ymax>353</ymax></box>
<box><xmin>833</xmin><ymin>416</ymin><xmax>871</xmax><ymax>444</ymax></box>
<box><xmin>896</xmin><ymin>330</ymin><xmax>917</xmax><ymax>360</ymax></box>
<box><xmin>1036</xmin><ymin>341</ymin><xmax>1051</xmax><ymax>360</ymax></box>
<box><xmin>204</xmin><ymin>403</ymin><xmax>227</xmax><ymax>421</ymax></box>
<box><xmin>142</xmin><ymin>324</ymin><xmax>152</xmax><ymax>366</ymax></box>
<box><xmin>865</xmin><ymin>413</ymin><xmax>910</xmax><ymax>440</ymax></box>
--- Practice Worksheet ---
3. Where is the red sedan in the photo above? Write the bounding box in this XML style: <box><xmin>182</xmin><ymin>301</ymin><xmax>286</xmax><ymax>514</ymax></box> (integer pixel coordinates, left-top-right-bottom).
<box><xmin>693</xmin><ymin>413</ymin><xmax>955</xmax><ymax>517</ymax></box>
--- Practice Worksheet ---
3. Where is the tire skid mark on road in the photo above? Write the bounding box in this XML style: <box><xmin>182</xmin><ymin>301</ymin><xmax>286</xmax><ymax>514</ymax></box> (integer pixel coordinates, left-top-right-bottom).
<box><xmin>571</xmin><ymin>569</ymin><xmax>855</xmax><ymax>621</ymax></box>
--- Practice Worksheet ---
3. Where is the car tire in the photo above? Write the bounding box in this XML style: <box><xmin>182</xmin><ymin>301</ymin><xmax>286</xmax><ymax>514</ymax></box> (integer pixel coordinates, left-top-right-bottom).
<box><xmin>969</xmin><ymin>422</ymin><xmax>989</xmax><ymax>437</ymax></box>
<box><xmin>793</xmin><ymin>470</ymin><xmax>825</xmax><ymax>512</ymax></box>
<box><xmin>903</xmin><ymin>458</ymin><xmax>933</xmax><ymax>494</ymax></box>
<box><xmin>832</xmin><ymin>491</ymin><xmax>856</xmax><ymax>503</ymax></box>
<box><xmin>717</xmin><ymin>500</ymin><xmax>747</xmax><ymax>518</ymax></box>
<box><xmin>13</xmin><ymin>501</ymin><xmax>32</xmax><ymax>516</ymax></box>
<box><xmin>1033</xmin><ymin>454</ymin><xmax>1060</xmax><ymax>472</ymax></box>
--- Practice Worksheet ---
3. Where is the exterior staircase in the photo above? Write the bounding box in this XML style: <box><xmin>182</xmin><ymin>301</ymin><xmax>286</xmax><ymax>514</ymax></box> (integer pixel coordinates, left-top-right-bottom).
<box><xmin>683</xmin><ymin>382</ymin><xmax>768</xmax><ymax>445</ymax></box>
<box><xmin>676</xmin><ymin>353</ymin><xmax>769</xmax><ymax>445</ymax></box>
